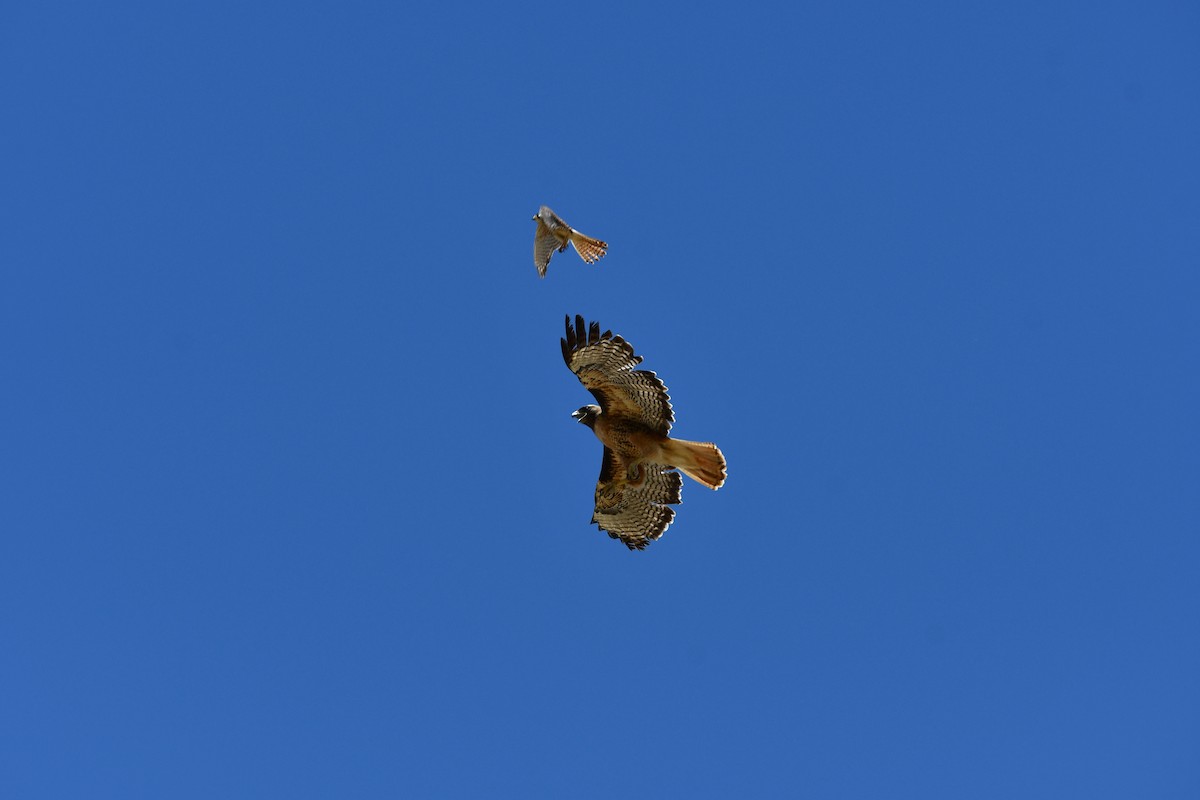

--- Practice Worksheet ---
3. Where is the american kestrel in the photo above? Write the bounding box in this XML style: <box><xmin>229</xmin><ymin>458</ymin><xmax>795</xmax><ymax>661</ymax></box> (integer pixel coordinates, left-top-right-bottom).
<box><xmin>532</xmin><ymin>206</ymin><xmax>608</xmax><ymax>278</ymax></box>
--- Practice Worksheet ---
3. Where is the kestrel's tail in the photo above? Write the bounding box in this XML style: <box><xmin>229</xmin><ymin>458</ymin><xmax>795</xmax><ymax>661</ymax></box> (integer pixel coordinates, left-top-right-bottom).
<box><xmin>662</xmin><ymin>438</ymin><xmax>727</xmax><ymax>490</ymax></box>
<box><xmin>569</xmin><ymin>231</ymin><xmax>608</xmax><ymax>265</ymax></box>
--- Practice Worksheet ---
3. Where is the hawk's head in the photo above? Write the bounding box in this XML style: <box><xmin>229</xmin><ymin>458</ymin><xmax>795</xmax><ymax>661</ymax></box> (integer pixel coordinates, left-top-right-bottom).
<box><xmin>571</xmin><ymin>404</ymin><xmax>601</xmax><ymax>428</ymax></box>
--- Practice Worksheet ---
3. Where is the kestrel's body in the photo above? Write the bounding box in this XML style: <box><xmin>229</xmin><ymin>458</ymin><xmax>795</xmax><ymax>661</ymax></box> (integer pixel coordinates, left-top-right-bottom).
<box><xmin>532</xmin><ymin>206</ymin><xmax>607</xmax><ymax>278</ymax></box>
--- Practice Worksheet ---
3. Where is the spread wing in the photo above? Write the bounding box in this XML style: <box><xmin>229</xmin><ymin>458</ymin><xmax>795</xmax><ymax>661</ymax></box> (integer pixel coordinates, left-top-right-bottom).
<box><xmin>534</xmin><ymin>219</ymin><xmax>565</xmax><ymax>278</ymax></box>
<box><xmin>592</xmin><ymin>447</ymin><xmax>683</xmax><ymax>550</ymax></box>
<box><xmin>561</xmin><ymin>315</ymin><xmax>674</xmax><ymax>436</ymax></box>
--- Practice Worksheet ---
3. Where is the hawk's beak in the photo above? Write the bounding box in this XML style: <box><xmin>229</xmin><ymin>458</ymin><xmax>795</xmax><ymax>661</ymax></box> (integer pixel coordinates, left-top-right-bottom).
<box><xmin>571</xmin><ymin>409</ymin><xmax>585</xmax><ymax>421</ymax></box>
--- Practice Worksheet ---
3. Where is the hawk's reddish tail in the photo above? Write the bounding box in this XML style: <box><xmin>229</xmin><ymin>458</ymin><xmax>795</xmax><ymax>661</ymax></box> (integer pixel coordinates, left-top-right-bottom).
<box><xmin>570</xmin><ymin>232</ymin><xmax>608</xmax><ymax>265</ymax></box>
<box><xmin>663</xmin><ymin>438</ymin><xmax>727</xmax><ymax>490</ymax></box>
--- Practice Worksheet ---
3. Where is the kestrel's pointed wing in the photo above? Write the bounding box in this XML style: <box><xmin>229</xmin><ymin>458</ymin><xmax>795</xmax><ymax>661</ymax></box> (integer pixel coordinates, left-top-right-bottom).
<box><xmin>590</xmin><ymin>447</ymin><xmax>682</xmax><ymax>550</ymax></box>
<box><xmin>534</xmin><ymin>218</ymin><xmax>566</xmax><ymax>278</ymax></box>
<box><xmin>561</xmin><ymin>315</ymin><xmax>674</xmax><ymax>436</ymax></box>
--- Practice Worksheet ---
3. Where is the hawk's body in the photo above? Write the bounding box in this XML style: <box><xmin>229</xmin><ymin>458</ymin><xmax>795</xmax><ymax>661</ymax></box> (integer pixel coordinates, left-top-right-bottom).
<box><xmin>533</xmin><ymin>206</ymin><xmax>607</xmax><ymax>278</ymax></box>
<box><xmin>562</xmin><ymin>315</ymin><xmax>726</xmax><ymax>550</ymax></box>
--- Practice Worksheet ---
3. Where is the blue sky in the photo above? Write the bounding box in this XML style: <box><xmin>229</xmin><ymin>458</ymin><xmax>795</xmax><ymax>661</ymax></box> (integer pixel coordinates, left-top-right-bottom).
<box><xmin>2</xmin><ymin>1</ymin><xmax>1198</xmax><ymax>797</ymax></box>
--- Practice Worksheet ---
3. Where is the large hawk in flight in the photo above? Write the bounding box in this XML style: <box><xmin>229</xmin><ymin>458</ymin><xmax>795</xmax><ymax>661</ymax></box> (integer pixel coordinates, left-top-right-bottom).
<box><xmin>561</xmin><ymin>315</ymin><xmax>726</xmax><ymax>549</ymax></box>
<box><xmin>532</xmin><ymin>206</ymin><xmax>607</xmax><ymax>278</ymax></box>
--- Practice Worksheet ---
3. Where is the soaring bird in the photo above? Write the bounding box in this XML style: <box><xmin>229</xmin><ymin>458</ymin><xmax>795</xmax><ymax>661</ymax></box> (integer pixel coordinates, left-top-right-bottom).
<box><xmin>561</xmin><ymin>315</ymin><xmax>726</xmax><ymax>549</ymax></box>
<box><xmin>532</xmin><ymin>206</ymin><xmax>607</xmax><ymax>278</ymax></box>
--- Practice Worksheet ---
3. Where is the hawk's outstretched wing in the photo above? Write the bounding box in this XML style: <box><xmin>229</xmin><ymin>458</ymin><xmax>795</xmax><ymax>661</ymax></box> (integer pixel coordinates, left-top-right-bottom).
<box><xmin>560</xmin><ymin>315</ymin><xmax>674</xmax><ymax>436</ymax></box>
<box><xmin>592</xmin><ymin>447</ymin><xmax>683</xmax><ymax>550</ymax></box>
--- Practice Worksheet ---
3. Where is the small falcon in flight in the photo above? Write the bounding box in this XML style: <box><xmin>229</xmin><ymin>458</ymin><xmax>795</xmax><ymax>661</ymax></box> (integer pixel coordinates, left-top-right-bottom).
<box><xmin>532</xmin><ymin>206</ymin><xmax>607</xmax><ymax>278</ymax></box>
<box><xmin>561</xmin><ymin>315</ymin><xmax>726</xmax><ymax>550</ymax></box>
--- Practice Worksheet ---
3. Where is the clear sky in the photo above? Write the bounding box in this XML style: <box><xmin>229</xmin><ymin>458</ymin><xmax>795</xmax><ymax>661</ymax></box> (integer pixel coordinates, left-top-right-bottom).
<box><xmin>2</xmin><ymin>1</ymin><xmax>1198</xmax><ymax>797</ymax></box>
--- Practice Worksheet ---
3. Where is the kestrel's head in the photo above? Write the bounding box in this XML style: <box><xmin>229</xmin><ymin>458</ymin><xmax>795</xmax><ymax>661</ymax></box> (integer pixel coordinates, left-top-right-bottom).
<box><xmin>571</xmin><ymin>404</ymin><xmax>601</xmax><ymax>428</ymax></box>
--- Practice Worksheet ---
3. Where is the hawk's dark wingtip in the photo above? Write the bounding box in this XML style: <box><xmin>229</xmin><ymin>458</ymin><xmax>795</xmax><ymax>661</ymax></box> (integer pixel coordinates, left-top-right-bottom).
<box><xmin>561</xmin><ymin>315</ymin><xmax>571</xmax><ymax>365</ymax></box>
